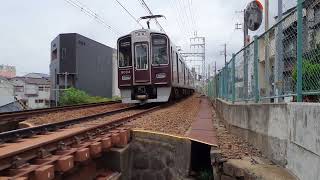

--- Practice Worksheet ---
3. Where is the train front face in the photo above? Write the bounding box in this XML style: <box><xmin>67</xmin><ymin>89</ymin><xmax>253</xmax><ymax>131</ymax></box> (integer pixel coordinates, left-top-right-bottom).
<box><xmin>118</xmin><ymin>29</ymin><xmax>171</xmax><ymax>104</ymax></box>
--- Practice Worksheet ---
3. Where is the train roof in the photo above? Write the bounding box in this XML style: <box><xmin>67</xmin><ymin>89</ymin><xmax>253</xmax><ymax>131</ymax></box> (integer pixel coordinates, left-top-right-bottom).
<box><xmin>118</xmin><ymin>28</ymin><xmax>167</xmax><ymax>39</ymax></box>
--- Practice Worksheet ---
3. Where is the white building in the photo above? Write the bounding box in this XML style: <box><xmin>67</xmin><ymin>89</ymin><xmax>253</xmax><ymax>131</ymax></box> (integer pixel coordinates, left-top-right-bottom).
<box><xmin>0</xmin><ymin>76</ymin><xmax>14</xmax><ymax>106</ymax></box>
<box><xmin>0</xmin><ymin>76</ymin><xmax>24</xmax><ymax>112</ymax></box>
<box><xmin>11</xmin><ymin>74</ymin><xmax>51</xmax><ymax>109</ymax></box>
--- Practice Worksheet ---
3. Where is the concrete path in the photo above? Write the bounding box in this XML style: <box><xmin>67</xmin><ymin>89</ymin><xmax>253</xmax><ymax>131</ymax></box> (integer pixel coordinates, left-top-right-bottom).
<box><xmin>187</xmin><ymin>97</ymin><xmax>217</xmax><ymax>146</ymax></box>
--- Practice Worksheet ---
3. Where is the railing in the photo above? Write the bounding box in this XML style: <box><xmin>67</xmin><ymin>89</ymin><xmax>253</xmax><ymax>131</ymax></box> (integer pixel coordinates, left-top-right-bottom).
<box><xmin>207</xmin><ymin>0</ymin><xmax>320</xmax><ymax>103</ymax></box>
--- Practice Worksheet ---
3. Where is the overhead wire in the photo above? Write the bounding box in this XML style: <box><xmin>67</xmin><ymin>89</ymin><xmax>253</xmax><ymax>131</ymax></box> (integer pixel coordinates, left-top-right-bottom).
<box><xmin>113</xmin><ymin>0</ymin><xmax>144</xmax><ymax>28</ymax></box>
<box><xmin>176</xmin><ymin>0</ymin><xmax>193</xmax><ymax>36</ymax></box>
<box><xmin>187</xmin><ymin>0</ymin><xmax>196</xmax><ymax>34</ymax></box>
<box><xmin>180</xmin><ymin>0</ymin><xmax>194</xmax><ymax>36</ymax></box>
<box><xmin>169</xmin><ymin>0</ymin><xmax>190</xmax><ymax>45</ymax></box>
<box><xmin>64</xmin><ymin>0</ymin><xmax>122</xmax><ymax>35</ymax></box>
<box><xmin>137</xmin><ymin>0</ymin><xmax>166</xmax><ymax>33</ymax></box>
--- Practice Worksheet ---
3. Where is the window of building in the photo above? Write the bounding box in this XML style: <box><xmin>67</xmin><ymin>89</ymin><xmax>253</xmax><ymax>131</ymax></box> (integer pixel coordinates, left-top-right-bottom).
<box><xmin>61</xmin><ymin>48</ymin><xmax>67</xmax><ymax>59</ymax></box>
<box><xmin>45</xmin><ymin>100</ymin><xmax>50</xmax><ymax>106</ymax></box>
<box><xmin>52</xmin><ymin>49</ymin><xmax>57</xmax><ymax>60</ymax></box>
<box><xmin>118</xmin><ymin>36</ymin><xmax>132</xmax><ymax>67</ymax></box>
<box><xmin>35</xmin><ymin>99</ymin><xmax>44</xmax><ymax>103</ymax></box>
<box><xmin>38</xmin><ymin>86</ymin><xmax>44</xmax><ymax>91</ymax></box>
<box><xmin>14</xmin><ymin>86</ymin><xmax>24</xmax><ymax>92</ymax></box>
<box><xmin>135</xmin><ymin>43</ymin><xmax>148</xmax><ymax>70</ymax></box>
<box><xmin>78</xmin><ymin>40</ymin><xmax>86</xmax><ymax>46</ymax></box>
<box><xmin>152</xmin><ymin>35</ymin><xmax>168</xmax><ymax>65</ymax></box>
<box><xmin>44</xmin><ymin>86</ymin><xmax>50</xmax><ymax>92</ymax></box>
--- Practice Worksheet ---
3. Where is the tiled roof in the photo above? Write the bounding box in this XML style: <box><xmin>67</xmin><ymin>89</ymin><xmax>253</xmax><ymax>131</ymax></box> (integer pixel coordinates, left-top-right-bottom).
<box><xmin>12</xmin><ymin>77</ymin><xmax>50</xmax><ymax>85</ymax></box>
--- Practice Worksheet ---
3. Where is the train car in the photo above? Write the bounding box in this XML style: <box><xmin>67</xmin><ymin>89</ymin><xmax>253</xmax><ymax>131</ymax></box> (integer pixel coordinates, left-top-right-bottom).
<box><xmin>117</xmin><ymin>29</ymin><xmax>195</xmax><ymax>104</ymax></box>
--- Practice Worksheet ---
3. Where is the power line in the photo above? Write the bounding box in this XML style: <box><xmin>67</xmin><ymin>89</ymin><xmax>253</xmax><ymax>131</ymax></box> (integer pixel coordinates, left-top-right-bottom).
<box><xmin>181</xmin><ymin>0</ymin><xmax>194</xmax><ymax>35</ymax></box>
<box><xmin>177</xmin><ymin>0</ymin><xmax>192</xmax><ymax>35</ymax></box>
<box><xmin>169</xmin><ymin>0</ymin><xmax>189</xmax><ymax>45</ymax></box>
<box><xmin>113</xmin><ymin>0</ymin><xmax>144</xmax><ymax>28</ymax></box>
<box><xmin>187</xmin><ymin>0</ymin><xmax>197</xmax><ymax>33</ymax></box>
<box><xmin>64</xmin><ymin>0</ymin><xmax>121</xmax><ymax>35</ymax></box>
<box><xmin>137</xmin><ymin>0</ymin><xmax>166</xmax><ymax>33</ymax></box>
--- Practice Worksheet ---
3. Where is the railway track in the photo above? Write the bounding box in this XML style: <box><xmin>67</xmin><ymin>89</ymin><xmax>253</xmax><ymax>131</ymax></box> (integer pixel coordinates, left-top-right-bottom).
<box><xmin>0</xmin><ymin>101</ymin><xmax>120</xmax><ymax>125</ymax></box>
<box><xmin>0</xmin><ymin>103</ymin><xmax>162</xmax><ymax>179</ymax></box>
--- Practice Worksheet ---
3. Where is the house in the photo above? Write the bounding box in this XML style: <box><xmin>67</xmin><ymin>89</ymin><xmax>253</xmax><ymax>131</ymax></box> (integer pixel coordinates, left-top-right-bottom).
<box><xmin>0</xmin><ymin>76</ymin><xmax>23</xmax><ymax>112</ymax></box>
<box><xmin>10</xmin><ymin>74</ymin><xmax>51</xmax><ymax>109</ymax></box>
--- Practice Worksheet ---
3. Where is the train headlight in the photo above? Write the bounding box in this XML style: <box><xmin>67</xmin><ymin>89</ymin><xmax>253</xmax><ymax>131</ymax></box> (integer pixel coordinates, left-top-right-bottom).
<box><xmin>156</xmin><ymin>73</ymin><xmax>166</xmax><ymax>79</ymax></box>
<box><xmin>122</xmin><ymin>75</ymin><xmax>131</xmax><ymax>80</ymax></box>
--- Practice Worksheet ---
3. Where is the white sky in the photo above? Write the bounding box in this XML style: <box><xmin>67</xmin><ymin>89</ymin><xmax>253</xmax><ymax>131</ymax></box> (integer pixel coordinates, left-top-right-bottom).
<box><xmin>0</xmin><ymin>0</ymin><xmax>296</xmax><ymax>75</ymax></box>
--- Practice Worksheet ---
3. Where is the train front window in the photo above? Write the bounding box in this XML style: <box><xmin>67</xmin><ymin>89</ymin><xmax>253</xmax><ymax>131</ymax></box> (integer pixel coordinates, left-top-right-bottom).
<box><xmin>118</xmin><ymin>36</ymin><xmax>132</xmax><ymax>67</ymax></box>
<box><xmin>152</xmin><ymin>35</ymin><xmax>168</xmax><ymax>65</ymax></box>
<box><xmin>135</xmin><ymin>43</ymin><xmax>148</xmax><ymax>70</ymax></box>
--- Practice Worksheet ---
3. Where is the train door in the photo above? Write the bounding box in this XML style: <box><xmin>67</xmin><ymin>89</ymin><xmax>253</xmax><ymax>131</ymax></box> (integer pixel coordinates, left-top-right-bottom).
<box><xmin>134</xmin><ymin>42</ymin><xmax>150</xmax><ymax>83</ymax></box>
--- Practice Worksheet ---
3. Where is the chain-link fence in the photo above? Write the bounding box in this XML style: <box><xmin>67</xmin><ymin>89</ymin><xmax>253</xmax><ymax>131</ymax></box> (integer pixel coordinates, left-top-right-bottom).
<box><xmin>206</xmin><ymin>0</ymin><xmax>320</xmax><ymax>103</ymax></box>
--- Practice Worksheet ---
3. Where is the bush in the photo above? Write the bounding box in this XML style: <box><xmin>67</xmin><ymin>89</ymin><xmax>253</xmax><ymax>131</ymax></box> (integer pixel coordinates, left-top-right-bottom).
<box><xmin>292</xmin><ymin>60</ymin><xmax>320</xmax><ymax>91</ymax></box>
<box><xmin>59</xmin><ymin>88</ymin><xmax>113</xmax><ymax>106</ymax></box>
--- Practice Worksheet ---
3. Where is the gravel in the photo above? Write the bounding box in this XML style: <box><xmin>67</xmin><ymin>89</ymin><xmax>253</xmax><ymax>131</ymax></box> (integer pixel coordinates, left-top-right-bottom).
<box><xmin>23</xmin><ymin>103</ymin><xmax>131</xmax><ymax>126</ymax></box>
<box><xmin>212</xmin><ymin>108</ymin><xmax>262</xmax><ymax>159</ymax></box>
<box><xmin>72</xmin><ymin>109</ymin><xmax>145</xmax><ymax>128</ymax></box>
<box><xmin>128</xmin><ymin>95</ymin><xmax>201</xmax><ymax>136</ymax></box>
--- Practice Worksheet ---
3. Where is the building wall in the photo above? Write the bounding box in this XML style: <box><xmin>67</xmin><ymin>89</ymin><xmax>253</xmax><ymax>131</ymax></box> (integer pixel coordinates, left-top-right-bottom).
<box><xmin>0</xmin><ymin>79</ymin><xmax>14</xmax><ymax>107</ymax></box>
<box><xmin>50</xmin><ymin>33</ymin><xmax>116</xmax><ymax>103</ymax></box>
<box><xmin>75</xmin><ymin>34</ymin><xmax>113</xmax><ymax>98</ymax></box>
<box><xmin>0</xmin><ymin>65</ymin><xmax>16</xmax><ymax>78</ymax></box>
<box><xmin>11</xmin><ymin>78</ymin><xmax>50</xmax><ymax>109</ymax></box>
<box><xmin>50</xmin><ymin>35</ymin><xmax>61</xmax><ymax>103</ymax></box>
<box><xmin>112</xmin><ymin>49</ymin><xmax>121</xmax><ymax>97</ymax></box>
<box><xmin>215</xmin><ymin>99</ymin><xmax>320</xmax><ymax>180</ymax></box>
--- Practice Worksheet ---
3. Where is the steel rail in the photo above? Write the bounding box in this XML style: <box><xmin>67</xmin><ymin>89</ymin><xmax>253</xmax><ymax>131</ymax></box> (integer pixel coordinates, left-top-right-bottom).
<box><xmin>0</xmin><ymin>101</ymin><xmax>120</xmax><ymax>124</ymax></box>
<box><xmin>0</xmin><ymin>105</ymin><xmax>137</xmax><ymax>143</ymax></box>
<box><xmin>0</xmin><ymin>104</ymin><xmax>161</xmax><ymax>174</ymax></box>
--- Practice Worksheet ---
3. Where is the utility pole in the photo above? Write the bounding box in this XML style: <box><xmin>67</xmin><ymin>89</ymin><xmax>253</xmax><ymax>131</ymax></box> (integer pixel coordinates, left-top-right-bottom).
<box><xmin>265</xmin><ymin>0</ymin><xmax>269</xmax><ymax>30</ymax></box>
<box><xmin>264</xmin><ymin>0</ymin><xmax>271</xmax><ymax>101</ymax></box>
<box><xmin>275</xmin><ymin>0</ymin><xmax>283</xmax><ymax>102</ymax></box>
<box><xmin>220</xmin><ymin>43</ymin><xmax>227</xmax><ymax>66</ymax></box>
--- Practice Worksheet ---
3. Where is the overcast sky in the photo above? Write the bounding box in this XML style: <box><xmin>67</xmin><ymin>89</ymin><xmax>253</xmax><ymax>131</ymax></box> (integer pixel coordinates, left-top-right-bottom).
<box><xmin>0</xmin><ymin>0</ymin><xmax>296</xmax><ymax>75</ymax></box>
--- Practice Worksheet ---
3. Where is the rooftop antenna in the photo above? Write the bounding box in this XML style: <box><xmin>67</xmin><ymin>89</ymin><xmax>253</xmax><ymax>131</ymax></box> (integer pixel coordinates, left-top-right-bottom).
<box><xmin>139</xmin><ymin>15</ymin><xmax>166</xmax><ymax>30</ymax></box>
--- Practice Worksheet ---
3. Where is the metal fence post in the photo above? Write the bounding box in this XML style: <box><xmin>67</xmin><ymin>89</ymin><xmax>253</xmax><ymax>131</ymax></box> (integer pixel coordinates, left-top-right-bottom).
<box><xmin>221</xmin><ymin>69</ymin><xmax>224</xmax><ymax>99</ymax></box>
<box><xmin>244</xmin><ymin>49</ymin><xmax>248</xmax><ymax>101</ymax></box>
<box><xmin>254</xmin><ymin>36</ymin><xmax>260</xmax><ymax>103</ymax></box>
<box><xmin>223</xmin><ymin>67</ymin><xmax>226</xmax><ymax>99</ymax></box>
<box><xmin>232</xmin><ymin>54</ymin><xmax>236</xmax><ymax>103</ymax></box>
<box><xmin>296</xmin><ymin>0</ymin><xmax>303</xmax><ymax>102</ymax></box>
<box><xmin>226</xmin><ymin>65</ymin><xmax>229</xmax><ymax>101</ymax></box>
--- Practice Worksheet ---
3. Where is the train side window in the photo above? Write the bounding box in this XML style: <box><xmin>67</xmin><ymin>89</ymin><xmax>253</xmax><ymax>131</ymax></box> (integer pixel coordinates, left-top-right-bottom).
<box><xmin>176</xmin><ymin>53</ymin><xmax>179</xmax><ymax>83</ymax></box>
<box><xmin>118</xmin><ymin>36</ymin><xmax>132</xmax><ymax>67</ymax></box>
<box><xmin>152</xmin><ymin>35</ymin><xmax>168</xmax><ymax>65</ymax></box>
<box><xmin>171</xmin><ymin>47</ymin><xmax>173</xmax><ymax>81</ymax></box>
<box><xmin>183</xmin><ymin>66</ymin><xmax>186</xmax><ymax>84</ymax></box>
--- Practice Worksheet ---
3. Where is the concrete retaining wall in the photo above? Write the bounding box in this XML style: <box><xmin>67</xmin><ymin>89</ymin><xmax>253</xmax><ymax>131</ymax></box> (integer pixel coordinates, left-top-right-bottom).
<box><xmin>128</xmin><ymin>130</ymin><xmax>191</xmax><ymax>180</ymax></box>
<box><xmin>215</xmin><ymin>99</ymin><xmax>320</xmax><ymax>180</ymax></box>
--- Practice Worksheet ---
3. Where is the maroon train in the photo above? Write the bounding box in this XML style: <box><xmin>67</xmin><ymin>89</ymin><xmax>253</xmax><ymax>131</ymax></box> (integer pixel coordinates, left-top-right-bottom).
<box><xmin>118</xmin><ymin>29</ymin><xmax>195</xmax><ymax>104</ymax></box>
